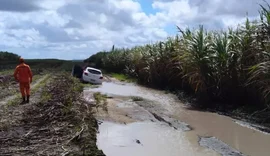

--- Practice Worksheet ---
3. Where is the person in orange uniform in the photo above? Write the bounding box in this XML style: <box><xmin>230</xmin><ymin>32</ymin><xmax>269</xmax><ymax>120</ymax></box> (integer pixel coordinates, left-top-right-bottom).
<box><xmin>14</xmin><ymin>58</ymin><xmax>33</xmax><ymax>104</ymax></box>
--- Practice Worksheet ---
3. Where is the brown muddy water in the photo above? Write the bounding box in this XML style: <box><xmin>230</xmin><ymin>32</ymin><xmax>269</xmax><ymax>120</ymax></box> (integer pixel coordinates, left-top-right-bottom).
<box><xmin>85</xmin><ymin>82</ymin><xmax>270</xmax><ymax>156</ymax></box>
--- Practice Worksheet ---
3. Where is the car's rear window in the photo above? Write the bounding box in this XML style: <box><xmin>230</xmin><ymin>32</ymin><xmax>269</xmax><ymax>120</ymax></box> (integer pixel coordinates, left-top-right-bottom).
<box><xmin>88</xmin><ymin>69</ymin><xmax>101</xmax><ymax>75</ymax></box>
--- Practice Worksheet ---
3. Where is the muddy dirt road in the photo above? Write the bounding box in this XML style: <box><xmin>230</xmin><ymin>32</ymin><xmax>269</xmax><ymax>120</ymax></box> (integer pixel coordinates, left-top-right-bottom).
<box><xmin>84</xmin><ymin>79</ymin><xmax>270</xmax><ymax>156</ymax></box>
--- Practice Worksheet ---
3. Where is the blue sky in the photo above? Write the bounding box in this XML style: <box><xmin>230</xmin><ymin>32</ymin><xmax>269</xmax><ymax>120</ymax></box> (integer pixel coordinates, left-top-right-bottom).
<box><xmin>0</xmin><ymin>0</ymin><xmax>268</xmax><ymax>60</ymax></box>
<box><xmin>139</xmin><ymin>0</ymin><xmax>156</xmax><ymax>14</ymax></box>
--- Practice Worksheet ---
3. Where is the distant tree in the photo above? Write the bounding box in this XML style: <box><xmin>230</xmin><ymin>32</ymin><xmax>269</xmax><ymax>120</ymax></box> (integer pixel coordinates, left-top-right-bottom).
<box><xmin>0</xmin><ymin>51</ymin><xmax>20</xmax><ymax>62</ymax></box>
<box><xmin>84</xmin><ymin>51</ymin><xmax>108</xmax><ymax>68</ymax></box>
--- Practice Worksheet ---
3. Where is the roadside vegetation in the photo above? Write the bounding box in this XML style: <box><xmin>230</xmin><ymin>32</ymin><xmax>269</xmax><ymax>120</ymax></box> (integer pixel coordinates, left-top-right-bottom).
<box><xmin>109</xmin><ymin>73</ymin><xmax>136</xmax><ymax>82</ymax></box>
<box><xmin>85</xmin><ymin>3</ymin><xmax>270</xmax><ymax>127</ymax></box>
<box><xmin>93</xmin><ymin>92</ymin><xmax>108</xmax><ymax>113</ymax></box>
<box><xmin>0</xmin><ymin>73</ymin><xmax>104</xmax><ymax>156</ymax></box>
<box><xmin>0</xmin><ymin>52</ymin><xmax>104</xmax><ymax>155</ymax></box>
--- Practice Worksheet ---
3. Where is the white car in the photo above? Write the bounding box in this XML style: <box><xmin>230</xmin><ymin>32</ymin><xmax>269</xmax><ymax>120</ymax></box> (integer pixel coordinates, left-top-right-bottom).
<box><xmin>82</xmin><ymin>67</ymin><xmax>103</xmax><ymax>84</ymax></box>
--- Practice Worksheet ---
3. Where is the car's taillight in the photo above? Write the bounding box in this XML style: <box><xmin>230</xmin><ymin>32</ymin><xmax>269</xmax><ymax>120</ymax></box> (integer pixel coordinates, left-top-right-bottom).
<box><xmin>100</xmin><ymin>76</ymin><xmax>103</xmax><ymax>79</ymax></box>
<box><xmin>84</xmin><ymin>72</ymin><xmax>88</xmax><ymax>76</ymax></box>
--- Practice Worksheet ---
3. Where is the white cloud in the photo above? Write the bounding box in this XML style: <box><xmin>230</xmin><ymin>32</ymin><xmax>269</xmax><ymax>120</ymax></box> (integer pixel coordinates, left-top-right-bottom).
<box><xmin>111</xmin><ymin>0</ymin><xmax>142</xmax><ymax>12</ymax></box>
<box><xmin>39</xmin><ymin>0</ymin><xmax>68</xmax><ymax>10</ymax></box>
<box><xmin>0</xmin><ymin>0</ymin><xmax>268</xmax><ymax>59</ymax></box>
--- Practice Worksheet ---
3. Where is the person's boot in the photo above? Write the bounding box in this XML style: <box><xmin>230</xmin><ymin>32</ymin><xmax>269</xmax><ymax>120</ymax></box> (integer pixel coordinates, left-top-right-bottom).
<box><xmin>26</xmin><ymin>95</ymin><xmax>30</xmax><ymax>103</ymax></box>
<box><xmin>20</xmin><ymin>96</ymin><xmax>26</xmax><ymax>104</ymax></box>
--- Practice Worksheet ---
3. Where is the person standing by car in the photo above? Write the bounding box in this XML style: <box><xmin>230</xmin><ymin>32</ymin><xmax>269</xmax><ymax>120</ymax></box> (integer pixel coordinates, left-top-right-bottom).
<box><xmin>14</xmin><ymin>58</ymin><xmax>33</xmax><ymax>104</ymax></box>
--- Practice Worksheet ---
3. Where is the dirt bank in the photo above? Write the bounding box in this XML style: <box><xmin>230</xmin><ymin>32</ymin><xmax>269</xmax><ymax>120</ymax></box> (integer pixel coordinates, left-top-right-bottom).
<box><xmin>0</xmin><ymin>73</ymin><xmax>104</xmax><ymax>156</ymax></box>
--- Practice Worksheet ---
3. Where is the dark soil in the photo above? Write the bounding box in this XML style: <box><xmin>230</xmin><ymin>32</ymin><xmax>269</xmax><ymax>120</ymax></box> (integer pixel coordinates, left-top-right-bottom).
<box><xmin>0</xmin><ymin>73</ymin><xmax>105</xmax><ymax>156</ymax></box>
<box><xmin>0</xmin><ymin>75</ymin><xmax>18</xmax><ymax>100</ymax></box>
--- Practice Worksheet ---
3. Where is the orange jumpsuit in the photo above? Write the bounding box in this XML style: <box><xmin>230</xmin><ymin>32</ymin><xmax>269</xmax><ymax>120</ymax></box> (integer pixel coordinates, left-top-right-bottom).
<box><xmin>14</xmin><ymin>63</ymin><xmax>33</xmax><ymax>97</ymax></box>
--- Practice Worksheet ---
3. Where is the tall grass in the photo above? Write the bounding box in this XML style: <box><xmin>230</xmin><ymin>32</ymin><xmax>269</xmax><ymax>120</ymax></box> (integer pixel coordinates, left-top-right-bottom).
<box><xmin>85</xmin><ymin>4</ymin><xmax>270</xmax><ymax>108</ymax></box>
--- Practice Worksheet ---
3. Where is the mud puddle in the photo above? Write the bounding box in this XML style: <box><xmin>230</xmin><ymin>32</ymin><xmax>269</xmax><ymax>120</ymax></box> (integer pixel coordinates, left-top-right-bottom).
<box><xmin>234</xmin><ymin>120</ymin><xmax>270</xmax><ymax>135</ymax></box>
<box><xmin>86</xmin><ymin>82</ymin><xmax>270</xmax><ymax>156</ymax></box>
<box><xmin>97</xmin><ymin>121</ymin><xmax>217</xmax><ymax>156</ymax></box>
<box><xmin>90</xmin><ymin>82</ymin><xmax>177</xmax><ymax>113</ymax></box>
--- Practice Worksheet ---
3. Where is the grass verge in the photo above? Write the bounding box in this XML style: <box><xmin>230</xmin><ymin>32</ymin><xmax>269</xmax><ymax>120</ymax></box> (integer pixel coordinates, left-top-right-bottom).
<box><xmin>81</xmin><ymin>82</ymin><xmax>100</xmax><ymax>88</ymax></box>
<box><xmin>93</xmin><ymin>92</ymin><xmax>108</xmax><ymax>112</ymax></box>
<box><xmin>7</xmin><ymin>74</ymin><xmax>51</xmax><ymax>106</ymax></box>
<box><xmin>131</xmin><ymin>96</ymin><xmax>144</xmax><ymax>102</ymax></box>
<box><xmin>110</xmin><ymin>73</ymin><xmax>136</xmax><ymax>82</ymax></box>
<box><xmin>0</xmin><ymin>69</ymin><xmax>13</xmax><ymax>75</ymax></box>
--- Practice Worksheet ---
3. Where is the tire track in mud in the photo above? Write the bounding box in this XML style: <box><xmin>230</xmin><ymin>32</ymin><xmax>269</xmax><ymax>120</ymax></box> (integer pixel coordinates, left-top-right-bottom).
<box><xmin>151</xmin><ymin>112</ymin><xmax>192</xmax><ymax>131</ymax></box>
<box><xmin>131</xmin><ymin>98</ymin><xmax>192</xmax><ymax>131</ymax></box>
